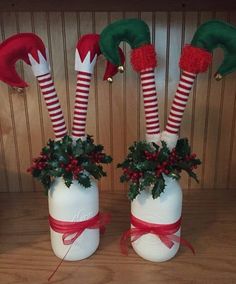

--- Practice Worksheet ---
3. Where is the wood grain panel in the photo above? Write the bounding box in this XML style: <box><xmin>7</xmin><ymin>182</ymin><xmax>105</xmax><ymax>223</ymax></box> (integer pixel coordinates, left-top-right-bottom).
<box><xmin>1</xmin><ymin>12</ymin><xmax>26</xmax><ymax>192</ymax></box>
<box><xmin>203</xmin><ymin>12</ymin><xmax>228</xmax><ymax>189</ymax></box>
<box><xmin>226</xmin><ymin>11</ymin><xmax>236</xmax><ymax>189</ymax></box>
<box><xmin>190</xmin><ymin>12</ymin><xmax>213</xmax><ymax>189</ymax></box>
<box><xmin>0</xmin><ymin>14</ymin><xmax>10</xmax><ymax>192</ymax></box>
<box><xmin>154</xmin><ymin>12</ymin><xmax>168</xmax><ymax>131</ymax></box>
<box><xmin>94</xmin><ymin>12</ymin><xmax>112</xmax><ymax>191</ymax></box>
<box><xmin>0</xmin><ymin>11</ymin><xmax>236</xmax><ymax>192</ymax></box>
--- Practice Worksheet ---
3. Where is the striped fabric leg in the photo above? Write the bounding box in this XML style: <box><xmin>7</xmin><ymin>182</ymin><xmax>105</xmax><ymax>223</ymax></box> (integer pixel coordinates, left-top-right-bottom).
<box><xmin>72</xmin><ymin>71</ymin><xmax>91</xmax><ymax>139</ymax></box>
<box><xmin>165</xmin><ymin>71</ymin><xmax>196</xmax><ymax>135</ymax></box>
<box><xmin>37</xmin><ymin>73</ymin><xmax>67</xmax><ymax>140</ymax></box>
<box><xmin>140</xmin><ymin>68</ymin><xmax>160</xmax><ymax>137</ymax></box>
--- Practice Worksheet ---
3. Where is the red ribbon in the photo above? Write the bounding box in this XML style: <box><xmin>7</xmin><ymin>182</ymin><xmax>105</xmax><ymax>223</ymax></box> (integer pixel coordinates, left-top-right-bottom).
<box><xmin>49</xmin><ymin>212</ymin><xmax>110</xmax><ymax>245</ymax></box>
<box><xmin>48</xmin><ymin>212</ymin><xmax>111</xmax><ymax>281</ymax></box>
<box><xmin>120</xmin><ymin>214</ymin><xmax>195</xmax><ymax>255</ymax></box>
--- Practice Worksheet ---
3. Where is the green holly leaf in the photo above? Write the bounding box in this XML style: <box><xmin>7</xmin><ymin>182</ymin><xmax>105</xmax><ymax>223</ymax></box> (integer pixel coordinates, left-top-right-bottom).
<box><xmin>101</xmin><ymin>155</ymin><xmax>112</xmax><ymax>163</ymax></box>
<box><xmin>32</xmin><ymin>169</ymin><xmax>41</xmax><ymax>178</ymax></box>
<box><xmin>141</xmin><ymin>172</ymin><xmax>156</xmax><ymax>187</ymax></box>
<box><xmin>128</xmin><ymin>183</ymin><xmax>139</xmax><ymax>201</ymax></box>
<box><xmin>78</xmin><ymin>173</ymin><xmax>91</xmax><ymax>188</ymax></box>
<box><xmin>135</xmin><ymin>160</ymin><xmax>151</xmax><ymax>171</ymax></box>
<box><xmin>48</xmin><ymin>160</ymin><xmax>59</xmax><ymax>168</ymax></box>
<box><xmin>120</xmin><ymin>175</ymin><xmax>129</xmax><ymax>183</ymax></box>
<box><xmin>64</xmin><ymin>178</ymin><xmax>73</xmax><ymax>188</ymax></box>
<box><xmin>152</xmin><ymin>142</ymin><xmax>160</xmax><ymax>151</ymax></box>
<box><xmin>94</xmin><ymin>144</ymin><xmax>104</xmax><ymax>152</ymax></box>
<box><xmin>169</xmin><ymin>171</ymin><xmax>180</xmax><ymax>180</ymax></box>
<box><xmin>176</xmin><ymin>138</ymin><xmax>191</xmax><ymax>157</ymax></box>
<box><xmin>62</xmin><ymin>135</ymin><xmax>72</xmax><ymax>145</ymax></box>
<box><xmin>152</xmin><ymin>177</ymin><xmax>165</xmax><ymax>199</ymax></box>
<box><xmin>63</xmin><ymin>171</ymin><xmax>73</xmax><ymax>188</ymax></box>
<box><xmin>56</xmin><ymin>153</ymin><xmax>69</xmax><ymax>163</ymax></box>
<box><xmin>188</xmin><ymin>170</ymin><xmax>199</xmax><ymax>183</ymax></box>
<box><xmin>158</xmin><ymin>144</ymin><xmax>170</xmax><ymax>163</ymax></box>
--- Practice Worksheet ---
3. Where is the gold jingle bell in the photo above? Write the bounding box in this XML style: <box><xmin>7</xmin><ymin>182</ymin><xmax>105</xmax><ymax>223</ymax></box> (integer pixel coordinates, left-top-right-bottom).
<box><xmin>12</xmin><ymin>87</ymin><xmax>24</xmax><ymax>94</ymax></box>
<box><xmin>214</xmin><ymin>73</ymin><xmax>223</xmax><ymax>81</ymax></box>
<box><xmin>107</xmin><ymin>77</ymin><xmax>113</xmax><ymax>83</ymax></box>
<box><xmin>118</xmin><ymin>65</ymin><xmax>124</xmax><ymax>73</ymax></box>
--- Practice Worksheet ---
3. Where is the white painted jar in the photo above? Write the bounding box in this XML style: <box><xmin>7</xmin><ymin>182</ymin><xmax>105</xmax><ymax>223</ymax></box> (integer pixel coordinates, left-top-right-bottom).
<box><xmin>48</xmin><ymin>177</ymin><xmax>99</xmax><ymax>261</ymax></box>
<box><xmin>131</xmin><ymin>176</ymin><xmax>182</xmax><ymax>262</ymax></box>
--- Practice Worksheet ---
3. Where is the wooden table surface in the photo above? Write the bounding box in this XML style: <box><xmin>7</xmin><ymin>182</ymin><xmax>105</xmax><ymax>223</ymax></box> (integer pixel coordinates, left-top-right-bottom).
<box><xmin>0</xmin><ymin>190</ymin><xmax>236</xmax><ymax>284</ymax></box>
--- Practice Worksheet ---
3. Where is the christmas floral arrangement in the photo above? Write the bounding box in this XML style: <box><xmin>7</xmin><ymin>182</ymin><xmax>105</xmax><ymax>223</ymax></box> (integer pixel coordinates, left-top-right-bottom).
<box><xmin>118</xmin><ymin>139</ymin><xmax>201</xmax><ymax>200</ymax></box>
<box><xmin>28</xmin><ymin>135</ymin><xmax>112</xmax><ymax>191</ymax></box>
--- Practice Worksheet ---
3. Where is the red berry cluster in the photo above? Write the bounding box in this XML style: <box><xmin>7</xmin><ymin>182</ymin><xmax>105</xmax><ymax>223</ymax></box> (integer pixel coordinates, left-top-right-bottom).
<box><xmin>168</xmin><ymin>148</ymin><xmax>178</xmax><ymax>165</ymax></box>
<box><xmin>123</xmin><ymin>168</ymin><xmax>143</xmax><ymax>182</ymax></box>
<box><xmin>27</xmin><ymin>153</ymin><xmax>48</xmax><ymax>173</ymax></box>
<box><xmin>184</xmin><ymin>153</ymin><xmax>198</xmax><ymax>170</ymax></box>
<box><xmin>144</xmin><ymin>150</ymin><xmax>159</xmax><ymax>160</ymax></box>
<box><xmin>155</xmin><ymin>161</ymin><xmax>170</xmax><ymax>177</ymax></box>
<box><xmin>61</xmin><ymin>155</ymin><xmax>83</xmax><ymax>179</ymax></box>
<box><xmin>90</xmin><ymin>152</ymin><xmax>105</xmax><ymax>163</ymax></box>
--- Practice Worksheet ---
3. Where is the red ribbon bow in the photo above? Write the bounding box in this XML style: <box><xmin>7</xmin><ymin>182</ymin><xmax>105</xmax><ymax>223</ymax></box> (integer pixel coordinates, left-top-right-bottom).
<box><xmin>49</xmin><ymin>212</ymin><xmax>110</xmax><ymax>245</ymax></box>
<box><xmin>120</xmin><ymin>214</ymin><xmax>195</xmax><ymax>255</ymax></box>
<box><xmin>48</xmin><ymin>212</ymin><xmax>111</xmax><ymax>281</ymax></box>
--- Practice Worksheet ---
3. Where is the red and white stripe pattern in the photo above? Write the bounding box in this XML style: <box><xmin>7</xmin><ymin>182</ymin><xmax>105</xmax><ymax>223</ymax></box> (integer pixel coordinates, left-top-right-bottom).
<box><xmin>72</xmin><ymin>71</ymin><xmax>92</xmax><ymax>138</ymax></box>
<box><xmin>165</xmin><ymin>70</ymin><xmax>196</xmax><ymax>134</ymax></box>
<box><xmin>140</xmin><ymin>68</ymin><xmax>160</xmax><ymax>136</ymax></box>
<box><xmin>37</xmin><ymin>73</ymin><xmax>67</xmax><ymax>140</ymax></box>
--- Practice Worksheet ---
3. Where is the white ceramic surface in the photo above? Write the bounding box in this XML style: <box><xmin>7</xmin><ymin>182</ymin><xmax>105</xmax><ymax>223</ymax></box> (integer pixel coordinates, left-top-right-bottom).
<box><xmin>48</xmin><ymin>177</ymin><xmax>99</xmax><ymax>261</ymax></box>
<box><xmin>131</xmin><ymin>176</ymin><xmax>182</xmax><ymax>262</ymax></box>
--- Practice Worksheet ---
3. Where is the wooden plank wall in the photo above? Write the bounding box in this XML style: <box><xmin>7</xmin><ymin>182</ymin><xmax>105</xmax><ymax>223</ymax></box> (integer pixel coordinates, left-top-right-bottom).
<box><xmin>0</xmin><ymin>11</ymin><xmax>236</xmax><ymax>192</ymax></box>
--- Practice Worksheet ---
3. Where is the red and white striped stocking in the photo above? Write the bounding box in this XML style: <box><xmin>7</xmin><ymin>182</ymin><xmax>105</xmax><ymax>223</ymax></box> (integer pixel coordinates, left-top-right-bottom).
<box><xmin>162</xmin><ymin>70</ymin><xmax>196</xmax><ymax>149</ymax></box>
<box><xmin>140</xmin><ymin>68</ymin><xmax>161</xmax><ymax>143</ymax></box>
<box><xmin>37</xmin><ymin>73</ymin><xmax>67</xmax><ymax>140</ymax></box>
<box><xmin>72</xmin><ymin>71</ymin><xmax>92</xmax><ymax>139</ymax></box>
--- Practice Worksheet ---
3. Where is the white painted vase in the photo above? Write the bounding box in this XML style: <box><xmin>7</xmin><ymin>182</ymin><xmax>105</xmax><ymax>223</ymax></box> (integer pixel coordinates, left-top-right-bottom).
<box><xmin>131</xmin><ymin>176</ymin><xmax>182</xmax><ymax>262</ymax></box>
<box><xmin>48</xmin><ymin>177</ymin><xmax>99</xmax><ymax>261</ymax></box>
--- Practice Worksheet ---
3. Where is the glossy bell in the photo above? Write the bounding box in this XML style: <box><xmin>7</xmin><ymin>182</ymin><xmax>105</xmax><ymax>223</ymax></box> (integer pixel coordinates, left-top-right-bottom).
<box><xmin>107</xmin><ymin>77</ymin><xmax>113</xmax><ymax>83</ymax></box>
<box><xmin>118</xmin><ymin>65</ymin><xmax>124</xmax><ymax>73</ymax></box>
<box><xmin>214</xmin><ymin>73</ymin><xmax>223</xmax><ymax>81</ymax></box>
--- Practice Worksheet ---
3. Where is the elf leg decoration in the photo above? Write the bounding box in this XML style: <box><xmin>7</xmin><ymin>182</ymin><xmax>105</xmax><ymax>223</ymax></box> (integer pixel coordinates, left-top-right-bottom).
<box><xmin>72</xmin><ymin>34</ymin><xmax>125</xmax><ymax>140</ymax></box>
<box><xmin>0</xmin><ymin>33</ymin><xmax>67</xmax><ymax>140</ymax></box>
<box><xmin>162</xmin><ymin>20</ymin><xmax>236</xmax><ymax>149</ymax></box>
<box><xmin>99</xmin><ymin>19</ymin><xmax>161</xmax><ymax>143</ymax></box>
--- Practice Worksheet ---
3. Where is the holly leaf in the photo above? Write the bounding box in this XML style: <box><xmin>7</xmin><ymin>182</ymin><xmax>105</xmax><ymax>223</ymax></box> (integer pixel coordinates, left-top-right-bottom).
<box><xmin>73</xmin><ymin>144</ymin><xmax>83</xmax><ymax>157</ymax></box>
<box><xmin>48</xmin><ymin>160</ymin><xmax>59</xmax><ymax>168</ymax></box>
<box><xmin>158</xmin><ymin>143</ymin><xmax>170</xmax><ymax>163</ymax></box>
<box><xmin>63</xmin><ymin>171</ymin><xmax>73</xmax><ymax>188</ymax></box>
<box><xmin>32</xmin><ymin>169</ymin><xmax>41</xmax><ymax>178</ymax></box>
<box><xmin>135</xmin><ymin>160</ymin><xmax>151</xmax><ymax>171</ymax></box>
<box><xmin>56</xmin><ymin>152</ymin><xmax>69</xmax><ymax>163</ymax></box>
<box><xmin>152</xmin><ymin>177</ymin><xmax>165</xmax><ymax>199</ymax></box>
<box><xmin>152</xmin><ymin>142</ymin><xmax>160</xmax><ymax>151</ymax></box>
<box><xmin>176</xmin><ymin>138</ymin><xmax>190</xmax><ymax>157</ymax></box>
<box><xmin>78</xmin><ymin>173</ymin><xmax>91</xmax><ymax>188</ymax></box>
<box><xmin>188</xmin><ymin>170</ymin><xmax>199</xmax><ymax>183</ymax></box>
<box><xmin>62</xmin><ymin>135</ymin><xmax>72</xmax><ymax>145</ymax></box>
<box><xmin>128</xmin><ymin>183</ymin><xmax>139</xmax><ymax>201</ymax></box>
<box><xmin>169</xmin><ymin>171</ymin><xmax>181</xmax><ymax>180</ymax></box>
<box><xmin>101</xmin><ymin>155</ymin><xmax>112</xmax><ymax>164</ymax></box>
<box><xmin>141</xmin><ymin>172</ymin><xmax>156</xmax><ymax>187</ymax></box>
<box><xmin>120</xmin><ymin>175</ymin><xmax>129</xmax><ymax>183</ymax></box>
